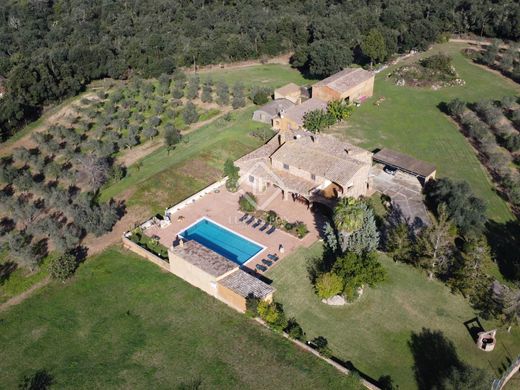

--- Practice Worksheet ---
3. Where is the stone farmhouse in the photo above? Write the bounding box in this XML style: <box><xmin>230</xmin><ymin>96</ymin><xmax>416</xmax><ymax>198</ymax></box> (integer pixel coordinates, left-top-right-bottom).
<box><xmin>254</xmin><ymin>67</ymin><xmax>375</xmax><ymax>132</ymax></box>
<box><xmin>252</xmin><ymin>98</ymin><xmax>294</xmax><ymax>124</ymax></box>
<box><xmin>236</xmin><ymin>129</ymin><xmax>373</xmax><ymax>206</ymax></box>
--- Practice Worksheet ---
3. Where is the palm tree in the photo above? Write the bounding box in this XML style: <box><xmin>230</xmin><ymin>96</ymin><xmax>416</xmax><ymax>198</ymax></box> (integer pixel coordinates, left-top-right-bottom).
<box><xmin>333</xmin><ymin>197</ymin><xmax>364</xmax><ymax>234</ymax></box>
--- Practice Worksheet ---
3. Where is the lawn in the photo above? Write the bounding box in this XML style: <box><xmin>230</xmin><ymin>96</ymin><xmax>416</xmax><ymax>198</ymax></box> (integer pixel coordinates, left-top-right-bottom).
<box><xmin>0</xmin><ymin>247</ymin><xmax>361</xmax><ymax>389</ymax></box>
<box><xmin>199</xmin><ymin>63</ymin><xmax>315</xmax><ymax>89</ymax></box>
<box><xmin>100</xmin><ymin>106</ymin><xmax>270</xmax><ymax>214</ymax></box>
<box><xmin>330</xmin><ymin>42</ymin><xmax>519</xmax><ymax>222</ymax></box>
<box><xmin>268</xmin><ymin>243</ymin><xmax>520</xmax><ymax>389</ymax></box>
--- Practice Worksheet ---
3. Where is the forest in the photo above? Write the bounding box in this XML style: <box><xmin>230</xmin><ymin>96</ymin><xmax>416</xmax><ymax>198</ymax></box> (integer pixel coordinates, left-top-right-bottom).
<box><xmin>0</xmin><ymin>0</ymin><xmax>519</xmax><ymax>140</ymax></box>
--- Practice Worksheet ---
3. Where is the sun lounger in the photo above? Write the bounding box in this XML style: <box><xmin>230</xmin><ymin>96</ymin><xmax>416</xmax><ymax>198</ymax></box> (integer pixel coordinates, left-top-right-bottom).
<box><xmin>259</xmin><ymin>223</ymin><xmax>269</xmax><ymax>232</ymax></box>
<box><xmin>261</xmin><ymin>259</ymin><xmax>273</xmax><ymax>267</ymax></box>
<box><xmin>267</xmin><ymin>254</ymin><xmax>279</xmax><ymax>262</ymax></box>
<box><xmin>252</xmin><ymin>219</ymin><xmax>262</xmax><ymax>228</ymax></box>
<box><xmin>256</xmin><ymin>264</ymin><xmax>267</xmax><ymax>272</ymax></box>
<box><xmin>266</xmin><ymin>226</ymin><xmax>276</xmax><ymax>235</ymax></box>
<box><xmin>246</xmin><ymin>216</ymin><xmax>255</xmax><ymax>225</ymax></box>
<box><xmin>239</xmin><ymin>213</ymin><xmax>249</xmax><ymax>222</ymax></box>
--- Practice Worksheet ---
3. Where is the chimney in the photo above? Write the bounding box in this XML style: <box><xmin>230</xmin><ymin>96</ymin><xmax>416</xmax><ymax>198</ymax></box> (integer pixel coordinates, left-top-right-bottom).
<box><xmin>279</xmin><ymin>108</ymin><xmax>285</xmax><ymax>118</ymax></box>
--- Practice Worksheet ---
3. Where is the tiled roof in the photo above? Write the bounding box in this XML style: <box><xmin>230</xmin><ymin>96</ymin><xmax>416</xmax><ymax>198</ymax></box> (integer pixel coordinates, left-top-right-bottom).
<box><xmin>314</xmin><ymin>68</ymin><xmax>374</xmax><ymax>94</ymax></box>
<box><xmin>373</xmin><ymin>148</ymin><xmax>436</xmax><ymax>178</ymax></box>
<box><xmin>218</xmin><ymin>269</ymin><xmax>275</xmax><ymax>299</ymax></box>
<box><xmin>275</xmin><ymin>83</ymin><xmax>301</xmax><ymax>95</ymax></box>
<box><xmin>282</xmin><ymin>98</ymin><xmax>328</xmax><ymax>126</ymax></box>
<box><xmin>254</xmin><ymin>99</ymin><xmax>295</xmax><ymax>118</ymax></box>
<box><xmin>172</xmin><ymin>240</ymin><xmax>237</xmax><ymax>277</ymax></box>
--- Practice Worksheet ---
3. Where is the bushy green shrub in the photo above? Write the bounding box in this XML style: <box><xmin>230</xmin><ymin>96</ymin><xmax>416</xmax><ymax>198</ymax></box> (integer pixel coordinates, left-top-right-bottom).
<box><xmin>257</xmin><ymin>300</ymin><xmax>288</xmax><ymax>331</ymax></box>
<box><xmin>285</xmin><ymin>318</ymin><xmax>305</xmax><ymax>341</ymax></box>
<box><xmin>238</xmin><ymin>193</ymin><xmax>257</xmax><ymax>212</ymax></box>
<box><xmin>295</xmin><ymin>222</ymin><xmax>308</xmax><ymax>238</ymax></box>
<box><xmin>315</xmin><ymin>272</ymin><xmax>343</xmax><ymax>299</ymax></box>
<box><xmin>49</xmin><ymin>253</ymin><xmax>78</xmax><ymax>281</ymax></box>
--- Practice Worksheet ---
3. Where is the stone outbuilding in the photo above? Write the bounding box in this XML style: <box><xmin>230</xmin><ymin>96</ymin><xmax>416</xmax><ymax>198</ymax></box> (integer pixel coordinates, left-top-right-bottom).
<box><xmin>272</xmin><ymin>97</ymin><xmax>327</xmax><ymax>132</ymax></box>
<box><xmin>252</xmin><ymin>98</ymin><xmax>295</xmax><ymax>124</ymax></box>
<box><xmin>312</xmin><ymin>68</ymin><xmax>374</xmax><ymax>103</ymax></box>
<box><xmin>274</xmin><ymin>83</ymin><xmax>304</xmax><ymax>104</ymax></box>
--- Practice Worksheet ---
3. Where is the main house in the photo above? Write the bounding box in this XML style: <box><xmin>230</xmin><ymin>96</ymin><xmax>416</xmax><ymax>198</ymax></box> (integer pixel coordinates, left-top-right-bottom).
<box><xmin>254</xmin><ymin>67</ymin><xmax>375</xmax><ymax>132</ymax></box>
<box><xmin>235</xmin><ymin>129</ymin><xmax>372</xmax><ymax>206</ymax></box>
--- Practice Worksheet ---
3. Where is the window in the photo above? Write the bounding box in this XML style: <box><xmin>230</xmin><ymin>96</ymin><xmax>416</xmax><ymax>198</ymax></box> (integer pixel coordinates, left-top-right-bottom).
<box><xmin>249</xmin><ymin>175</ymin><xmax>255</xmax><ymax>183</ymax></box>
<box><xmin>311</xmin><ymin>173</ymin><xmax>316</xmax><ymax>181</ymax></box>
<box><xmin>283</xmin><ymin>163</ymin><xmax>289</xmax><ymax>170</ymax></box>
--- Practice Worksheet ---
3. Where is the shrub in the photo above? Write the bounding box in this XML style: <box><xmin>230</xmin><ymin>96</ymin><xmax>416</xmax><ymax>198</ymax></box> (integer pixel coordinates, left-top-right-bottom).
<box><xmin>238</xmin><ymin>192</ymin><xmax>257</xmax><ymax>212</ymax></box>
<box><xmin>49</xmin><ymin>253</ymin><xmax>78</xmax><ymax>281</ymax></box>
<box><xmin>265</xmin><ymin>210</ymin><xmax>279</xmax><ymax>225</ymax></box>
<box><xmin>315</xmin><ymin>272</ymin><xmax>343</xmax><ymax>299</ymax></box>
<box><xmin>311</xmin><ymin>336</ymin><xmax>332</xmax><ymax>358</ymax></box>
<box><xmin>224</xmin><ymin>159</ymin><xmax>239</xmax><ymax>192</ymax></box>
<box><xmin>245</xmin><ymin>295</ymin><xmax>260</xmax><ymax>317</ymax></box>
<box><xmin>183</xmin><ymin>102</ymin><xmax>199</xmax><ymax>124</ymax></box>
<box><xmin>257</xmin><ymin>301</ymin><xmax>288</xmax><ymax>331</ymax></box>
<box><xmin>251</xmin><ymin>87</ymin><xmax>271</xmax><ymax>105</ymax></box>
<box><xmin>285</xmin><ymin>318</ymin><xmax>305</xmax><ymax>341</ymax></box>
<box><xmin>420</xmin><ymin>53</ymin><xmax>453</xmax><ymax>74</ymax></box>
<box><xmin>446</xmin><ymin>98</ymin><xmax>466</xmax><ymax>117</ymax></box>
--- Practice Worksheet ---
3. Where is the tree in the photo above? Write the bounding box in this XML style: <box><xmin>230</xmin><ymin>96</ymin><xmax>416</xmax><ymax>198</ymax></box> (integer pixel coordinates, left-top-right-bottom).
<box><xmin>239</xmin><ymin>193</ymin><xmax>257</xmax><ymax>212</ymax></box>
<box><xmin>362</xmin><ymin>28</ymin><xmax>388</xmax><ymax>67</ymax></box>
<box><xmin>385</xmin><ymin>222</ymin><xmax>413</xmax><ymax>263</ymax></box>
<box><xmin>75</xmin><ymin>155</ymin><xmax>110</xmax><ymax>190</ymax></box>
<box><xmin>446</xmin><ymin>98</ymin><xmax>466</xmax><ymax>118</ymax></box>
<box><xmin>251</xmin><ymin>87</ymin><xmax>271</xmax><ymax>105</ymax></box>
<box><xmin>327</xmin><ymin>100</ymin><xmax>353</xmax><ymax>121</ymax></box>
<box><xmin>49</xmin><ymin>253</ymin><xmax>78</xmax><ymax>281</ymax></box>
<box><xmin>442</xmin><ymin>365</ymin><xmax>493</xmax><ymax>390</ymax></box>
<box><xmin>164</xmin><ymin>125</ymin><xmax>182</xmax><ymax>155</ymax></box>
<box><xmin>143</xmin><ymin>127</ymin><xmax>159</xmax><ymax>140</ymax></box>
<box><xmin>424</xmin><ymin>178</ymin><xmax>487</xmax><ymax>238</ymax></box>
<box><xmin>172</xmin><ymin>79</ymin><xmax>185</xmax><ymax>99</ymax></box>
<box><xmin>257</xmin><ymin>301</ymin><xmax>288</xmax><ymax>331</ymax></box>
<box><xmin>416</xmin><ymin>204</ymin><xmax>455</xmax><ymax>280</ymax></box>
<box><xmin>186</xmin><ymin>75</ymin><xmax>199</xmax><ymax>100</ymax></box>
<box><xmin>343</xmin><ymin>204</ymin><xmax>379</xmax><ymax>254</ymax></box>
<box><xmin>333</xmin><ymin>197</ymin><xmax>365</xmax><ymax>235</ymax></box>
<box><xmin>182</xmin><ymin>102</ymin><xmax>199</xmax><ymax>124</ymax></box>
<box><xmin>303</xmin><ymin>39</ymin><xmax>354</xmax><ymax>78</ymax></box>
<box><xmin>332</xmin><ymin>251</ymin><xmax>386</xmax><ymax>300</ymax></box>
<box><xmin>315</xmin><ymin>272</ymin><xmax>343</xmax><ymax>299</ymax></box>
<box><xmin>216</xmin><ymin>82</ymin><xmax>230</xmax><ymax>106</ymax></box>
<box><xmin>6</xmin><ymin>230</ymin><xmax>42</xmax><ymax>270</ymax></box>
<box><xmin>231</xmin><ymin>83</ymin><xmax>246</xmax><ymax>109</ymax></box>
<box><xmin>201</xmin><ymin>79</ymin><xmax>213</xmax><ymax>103</ymax></box>
<box><xmin>480</xmin><ymin>40</ymin><xmax>499</xmax><ymax>65</ymax></box>
<box><xmin>224</xmin><ymin>158</ymin><xmax>239</xmax><ymax>192</ymax></box>
<box><xmin>303</xmin><ymin>109</ymin><xmax>333</xmax><ymax>133</ymax></box>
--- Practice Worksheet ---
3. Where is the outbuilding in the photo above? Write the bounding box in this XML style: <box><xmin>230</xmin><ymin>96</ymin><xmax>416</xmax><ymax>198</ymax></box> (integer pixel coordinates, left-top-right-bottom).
<box><xmin>252</xmin><ymin>98</ymin><xmax>295</xmax><ymax>124</ymax></box>
<box><xmin>373</xmin><ymin>148</ymin><xmax>437</xmax><ymax>183</ymax></box>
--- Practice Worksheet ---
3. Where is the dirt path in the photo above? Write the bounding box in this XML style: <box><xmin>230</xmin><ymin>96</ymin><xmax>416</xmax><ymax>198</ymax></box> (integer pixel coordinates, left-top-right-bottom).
<box><xmin>116</xmin><ymin>106</ymin><xmax>233</xmax><ymax>167</ymax></box>
<box><xmin>185</xmin><ymin>53</ymin><xmax>292</xmax><ymax>74</ymax></box>
<box><xmin>0</xmin><ymin>277</ymin><xmax>50</xmax><ymax>312</ymax></box>
<box><xmin>0</xmin><ymin>93</ymin><xmax>97</xmax><ymax>157</ymax></box>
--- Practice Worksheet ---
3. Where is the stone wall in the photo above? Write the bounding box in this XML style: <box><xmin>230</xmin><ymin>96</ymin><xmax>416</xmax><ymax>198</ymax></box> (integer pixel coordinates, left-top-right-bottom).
<box><xmin>122</xmin><ymin>236</ymin><xmax>170</xmax><ymax>272</ymax></box>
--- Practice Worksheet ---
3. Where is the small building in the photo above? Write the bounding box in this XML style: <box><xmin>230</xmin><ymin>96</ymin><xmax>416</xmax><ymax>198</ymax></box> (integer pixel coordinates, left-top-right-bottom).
<box><xmin>272</xmin><ymin>97</ymin><xmax>327</xmax><ymax>132</ymax></box>
<box><xmin>373</xmin><ymin>148</ymin><xmax>437</xmax><ymax>182</ymax></box>
<box><xmin>168</xmin><ymin>240</ymin><xmax>274</xmax><ymax>312</ymax></box>
<box><xmin>252</xmin><ymin>98</ymin><xmax>295</xmax><ymax>124</ymax></box>
<box><xmin>274</xmin><ymin>83</ymin><xmax>303</xmax><ymax>104</ymax></box>
<box><xmin>312</xmin><ymin>68</ymin><xmax>375</xmax><ymax>103</ymax></box>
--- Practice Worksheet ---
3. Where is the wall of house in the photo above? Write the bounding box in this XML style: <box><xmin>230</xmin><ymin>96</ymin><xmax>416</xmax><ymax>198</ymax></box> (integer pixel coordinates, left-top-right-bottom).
<box><xmin>276</xmin><ymin>116</ymin><xmax>301</xmax><ymax>132</ymax></box>
<box><xmin>312</xmin><ymin>85</ymin><xmax>341</xmax><ymax>102</ymax></box>
<box><xmin>274</xmin><ymin>90</ymin><xmax>301</xmax><ymax>104</ymax></box>
<box><xmin>168</xmin><ymin>250</ymin><xmax>232</xmax><ymax>297</ymax></box>
<box><xmin>342</xmin><ymin>164</ymin><xmax>371</xmax><ymax>198</ymax></box>
<box><xmin>122</xmin><ymin>236</ymin><xmax>170</xmax><ymax>271</ymax></box>
<box><xmin>216</xmin><ymin>284</ymin><xmax>248</xmax><ymax>312</ymax></box>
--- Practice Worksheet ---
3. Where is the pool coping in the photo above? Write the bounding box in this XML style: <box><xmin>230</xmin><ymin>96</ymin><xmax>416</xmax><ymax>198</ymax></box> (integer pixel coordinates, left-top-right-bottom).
<box><xmin>176</xmin><ymin>216</ymin><xmax>267</xmax><ymax>266</ymax></box>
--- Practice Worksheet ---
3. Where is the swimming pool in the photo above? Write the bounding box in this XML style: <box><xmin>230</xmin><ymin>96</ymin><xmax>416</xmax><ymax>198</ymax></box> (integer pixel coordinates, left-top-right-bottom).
<box><xmin>179</xmin><ymin>218</ymin><xmax>264</xmax><ymax>265</ymax></box>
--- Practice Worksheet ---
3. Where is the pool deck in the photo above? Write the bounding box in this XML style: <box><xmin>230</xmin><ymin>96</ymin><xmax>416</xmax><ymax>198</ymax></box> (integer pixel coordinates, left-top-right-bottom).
<box><xmin>144</xmin><ymin>183</ymin><xmax>326</xmax><ymax>274</ymax></box>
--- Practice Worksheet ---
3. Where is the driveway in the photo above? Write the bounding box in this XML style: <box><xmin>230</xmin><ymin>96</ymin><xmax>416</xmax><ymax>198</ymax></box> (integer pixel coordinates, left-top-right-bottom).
<box><xmin>371</xmin><ymin>165</ymin><xmax>430</xmax><ymax>226</ymax></box>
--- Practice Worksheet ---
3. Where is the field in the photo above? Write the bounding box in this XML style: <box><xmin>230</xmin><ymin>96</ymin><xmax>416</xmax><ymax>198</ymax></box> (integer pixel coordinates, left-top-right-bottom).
<box><xmin>268</xmin><ymin>243</ymin><xmax>520</xmax><ymax>389</ymax></box>
<box><xmin>330</xmin><ymin>42</ymin><xmax>520</xmax><ymax>222</ymax></box>
<box><xmin>0</xmin><ymin>247</ymin><xmax>361</xmax><ymax>389</ymax></box>
<box><xmin>198</xmin><ymin>63</ymin><xmax>314</xmax><ymax>89</ymax></box>
<box><xmin>100</xmin><ymin>106</ymin><xmax>271</xmax><ymax>214</ymax></box>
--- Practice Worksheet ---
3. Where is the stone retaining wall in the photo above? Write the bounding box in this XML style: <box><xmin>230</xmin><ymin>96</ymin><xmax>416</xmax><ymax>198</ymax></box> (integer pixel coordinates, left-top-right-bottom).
<box><xmin>122</xmin><ymin>236</ymin><xmax>170</xmax><ymax>272</ymax></box>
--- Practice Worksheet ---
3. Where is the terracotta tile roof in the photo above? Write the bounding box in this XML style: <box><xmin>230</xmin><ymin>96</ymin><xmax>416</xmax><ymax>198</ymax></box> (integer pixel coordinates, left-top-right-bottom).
<box><xmin>172</xmin><ymin>240</ymin><xmax>237</xmax><ymax>277</ymax></box>
<box><xmin>275</xmin><ymin>83</ymin><xmax>301</xmax><ymax>96</ymax></box>
<box><xmin>373</xmin><ymin>148</ymin><xmax>436</xmax><ymax>178</ymax></box>
<box><xmin>254</xmin><ymin>99</ymin><xmax>295</xmax><ymax>118</ymax></box>
<box><xmin>282</xmin><ymin>98</ymin><xmax>327</xmax><ymax>126</ymax></box>
<box><xmin>271</xmin><ymin>140</ymin><xmax>365</xmax><ymax>188</ymax></box>
<box><xmin>218</xmin><ymin>269</ymin><xmax>275</xmax><ymax>299</ymax></box>
<box><xmin>314</xmin><ymin>68</ymin><xmax>374</xmax><ymax>94</ymax></box>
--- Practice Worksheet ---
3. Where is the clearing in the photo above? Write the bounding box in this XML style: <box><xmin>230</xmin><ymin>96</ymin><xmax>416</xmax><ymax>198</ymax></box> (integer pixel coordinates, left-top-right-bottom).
<box><xmin>268</xmin><ymin>243</ymin><xmax>520</xmax><ymax>389</ymax></box>
<box><xmin>0</xmin><ymin>247</ymin><xmax>361</xmax><ymax>389</ymax></box>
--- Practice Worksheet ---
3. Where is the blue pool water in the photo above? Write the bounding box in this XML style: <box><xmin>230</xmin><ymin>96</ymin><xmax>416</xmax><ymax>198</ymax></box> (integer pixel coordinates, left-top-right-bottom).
<box><xmin>179</xmin><ymin>218</ymin><xmax>263</xmax><ymax>265</ymax></box>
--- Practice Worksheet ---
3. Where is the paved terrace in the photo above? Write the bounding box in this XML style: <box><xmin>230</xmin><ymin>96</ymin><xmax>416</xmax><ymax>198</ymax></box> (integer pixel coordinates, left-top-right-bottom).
<box><xmin>144</xmin><ymin>183</ymin><xmax>325</xmax><ymax>273</ymax></box>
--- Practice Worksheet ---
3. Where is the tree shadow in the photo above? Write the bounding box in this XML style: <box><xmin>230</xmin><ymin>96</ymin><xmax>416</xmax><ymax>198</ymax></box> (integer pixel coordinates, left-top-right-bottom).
<box><xmin>19</xmin><ymin>369</ymin><xmax>53</xmax><ymax>390</ymax></box>
<box><xmin>408</xmin><ymin>328</ymin><xmax>463</xmax><ymax>390</ymax></box>
<box><xmin>485</xmin><ymin>220</ymin><xmax>520</xmax><ymax>281</ymax></box>
<box><xmin>463</xmin><ymin>317</ymin><xmax>484</xmax><ymax>343</ymax></box>
<box><xmin>0</xmin><ymin>261</ymin><xmax>17</xmax><ymax>284</ymax></box>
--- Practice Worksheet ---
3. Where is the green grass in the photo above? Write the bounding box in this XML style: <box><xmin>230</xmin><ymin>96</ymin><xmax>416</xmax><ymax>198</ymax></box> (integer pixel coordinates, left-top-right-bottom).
<box><xmin>268</xmin><ymin>243</ymin><xmax>520</xmax><ymax>389</ymax></box>
<box><xmin>100</xmin><ymin>107</ymin><xmax>269</xmax><ymax>214</ymax></box>
<box><xmin>0</xmin><ymin>247</ymin><xmax>362</xmax><ymax>389</ymax></box>
<box><xmin>0</xmin><ymin>253</ymin><xmax>55</xmax><ymax>304</ymax></box>
<box><xmin>332</xmin><ymin>42</ymin><xmax>519</xmax><ymax>222</ymax></box>
<box><xmin>199</xmin><ymin>64</ymin><xmax>315</xmax><ymax>89</ymax></box>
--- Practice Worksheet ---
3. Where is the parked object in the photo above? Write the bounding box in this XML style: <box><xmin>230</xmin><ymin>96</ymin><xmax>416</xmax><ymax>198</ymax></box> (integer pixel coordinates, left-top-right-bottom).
<box><xmin>267</xmin><ymin>254</ymin><xmax>279</xmax><ymax>261</ymax></box>
<box><xmin>256</xmin><ymin>264</ymin><xmax>268</xmax><ymax>272</ymax></box>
